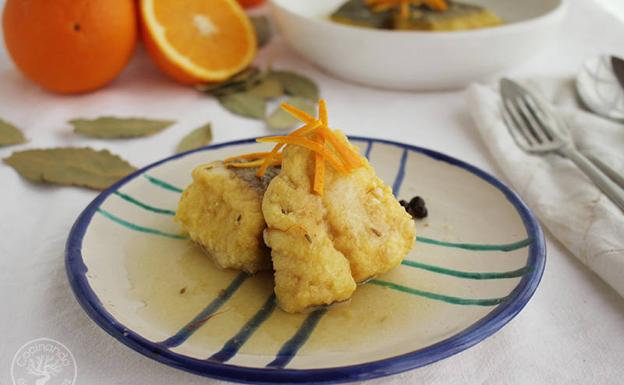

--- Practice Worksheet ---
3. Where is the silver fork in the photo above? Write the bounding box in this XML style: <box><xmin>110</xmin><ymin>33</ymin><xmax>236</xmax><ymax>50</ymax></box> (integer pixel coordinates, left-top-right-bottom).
<box><xmin>500</xmin><ymin>78</ymin><xmax>624</xmax><ymax>212</ymax></box>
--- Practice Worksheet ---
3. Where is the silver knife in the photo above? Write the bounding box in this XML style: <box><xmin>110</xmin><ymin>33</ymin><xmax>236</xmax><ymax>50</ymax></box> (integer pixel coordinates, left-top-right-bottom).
<box><xmin>612</xmin><ymin>56</ymin><xmax>624</xmax><ymax>91</ymax></box>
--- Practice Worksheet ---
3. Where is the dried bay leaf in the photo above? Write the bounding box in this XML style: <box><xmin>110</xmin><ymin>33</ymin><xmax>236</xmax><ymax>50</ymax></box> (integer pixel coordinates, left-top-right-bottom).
<box><xmin>247</xmin><ymin>77</ymin><xmax>284</xmax><ymax>99</ymax></box>
<box><xmin>0</xmin><ymin>118</ymin><xmax>26</xmax><ymax>147</ymax></box>
<box><xmin>70</xmin><ymin>117</ymin><xmax>175</xmax><ymax>139</ymax></box>
<box><xmin>251</xmin><ymin>16</ymin><xmax>272</xmax><ymax>48</ymax></box>
<box><xmin>268</xmin><ymin>70</ymin><xmax>320</xmax><ymax>101</ymax></box>
<box><xmin>196</xmin><ymin>67</ymin><xmax>264</xmax><ymax>96</ymax></box>
<box><xmin>266</xmin><ymin>96</ymin><xmax>316</xmax><ymax>131</ymax></box>
<box><xmin>218</xmin><ymin>93</ymin><xmax>266</xmax><ymax>119</ymax></box>
<box><xmin>176</xmin><ymin>123</ymin><xmax>213</xmax><ymax>153</ymax></box>
<box><xmin>4</xmin><ymin>147</ymin><xmax>136</xmax><ymax>190</ymax></box>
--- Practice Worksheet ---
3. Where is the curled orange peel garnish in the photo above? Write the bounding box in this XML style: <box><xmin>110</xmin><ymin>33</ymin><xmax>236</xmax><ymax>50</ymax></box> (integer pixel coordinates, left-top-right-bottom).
<box><xmin>314</xmin><ymin>100</ymin><xmax>328</xmax><ymax>195</ymax></box>
<box><xmin>223</xmin><ymin>99</ymin><xmax>363</xmax><ymax>195</ymax></box>
<box><xmin>280</xmin><ymin>102</ymin><xmax>316</xmax><ymax>125</ymax></box>
<box><xmin>257</xmin><ymin>136</ymin><xmax>350</xmax><ymax>175</ymax></box>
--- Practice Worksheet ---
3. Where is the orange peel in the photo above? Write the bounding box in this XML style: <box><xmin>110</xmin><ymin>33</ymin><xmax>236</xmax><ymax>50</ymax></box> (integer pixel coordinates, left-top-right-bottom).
<box><xmin>226</xmin><ymin>99</ymin><xmax>364</xmax><ymax>195</ymax></box>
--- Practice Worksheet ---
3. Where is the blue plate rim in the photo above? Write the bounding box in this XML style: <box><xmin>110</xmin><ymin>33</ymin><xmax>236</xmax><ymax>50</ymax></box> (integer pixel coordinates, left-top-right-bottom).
<box><xmin>65</xmin><ymin>136</ymin><xmax>546</xmax><ymax>384</ymax></box>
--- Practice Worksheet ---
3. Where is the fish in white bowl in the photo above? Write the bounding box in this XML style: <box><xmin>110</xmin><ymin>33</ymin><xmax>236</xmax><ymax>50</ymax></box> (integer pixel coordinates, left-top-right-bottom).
<box><xmin>269</xmin><ymin>0</ymin><xmax>566</xmax><ymax>90</ymax></box>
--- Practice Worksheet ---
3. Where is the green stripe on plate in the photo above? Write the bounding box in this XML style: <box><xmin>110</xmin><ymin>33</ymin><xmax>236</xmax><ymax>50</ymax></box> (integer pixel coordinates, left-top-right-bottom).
<box><xmin>369</xmin><ymin>279</ymin><xmax>508</xmax><ymax>306</ymax></box>
<box><xmin>113</xmin><ymin>191</ymin><xmax>176</xmax><ymax>216</ymax></box>
<box><xmin>416</xmin><ymin>236</ymin><xmax>530</xmax><ymax>252</ymax></box>
<box><xmin>97</xmin><ymin>208</ymin><xmax>187</xmax><ymax>240</ymax></box>
<box><xmin>401</xmin><ymin>260</ymin><xmax>531</xmax><ymax>280</ymax></box>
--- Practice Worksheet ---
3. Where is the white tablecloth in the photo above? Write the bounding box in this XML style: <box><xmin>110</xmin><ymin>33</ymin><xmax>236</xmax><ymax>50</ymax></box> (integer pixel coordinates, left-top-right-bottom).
<box><xmin>1</xmin><ymin>1</ymin><xmax>623</xmax><ymax>384</ymax></box>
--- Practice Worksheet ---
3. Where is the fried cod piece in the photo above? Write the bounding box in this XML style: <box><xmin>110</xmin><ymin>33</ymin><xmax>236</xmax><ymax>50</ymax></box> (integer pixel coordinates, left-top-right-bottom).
<box><xmin>176</xmin><ymin>162</ymin><xmax>279</xmax><ymax>273</ymax></box>
<box><xmin>395</xmin><ymin>2</ymin><xmax>503</xmax><ymax>31</ymax></box>
<box><xmin>330</xmin><ymin>0</ymin><xmax>503</xmax><ymax>32</ymax></box>
<box><xmin>330</xmin><ymin>0</ymin><xmax>393</xmax><ymax>29</ymax></box>
<box><xmin>262</xmin><ymin>132</ymin><xmax>415</xmax><ymax>313</ymax></box>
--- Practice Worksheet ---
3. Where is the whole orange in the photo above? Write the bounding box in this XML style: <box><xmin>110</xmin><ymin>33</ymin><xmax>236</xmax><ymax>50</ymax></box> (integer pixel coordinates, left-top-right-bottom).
<box><xmin>2</xmin><ymin>0</ymin><xmax>138</xmax><ymax>94</ymax></box>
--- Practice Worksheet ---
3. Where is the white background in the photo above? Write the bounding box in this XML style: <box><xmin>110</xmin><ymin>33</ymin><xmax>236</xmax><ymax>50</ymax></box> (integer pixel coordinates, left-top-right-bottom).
<box><xmin>1</xmin><ymin>1</ymin><xmax>623</xmax><ymax>385</ymax></box>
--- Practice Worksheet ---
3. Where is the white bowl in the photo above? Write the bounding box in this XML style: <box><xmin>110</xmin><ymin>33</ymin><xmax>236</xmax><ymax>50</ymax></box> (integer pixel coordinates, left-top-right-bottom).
<box><xmin>269</xmin><ymin>0</ymin><xmax>567</xmax><ymax>90</ymax></box>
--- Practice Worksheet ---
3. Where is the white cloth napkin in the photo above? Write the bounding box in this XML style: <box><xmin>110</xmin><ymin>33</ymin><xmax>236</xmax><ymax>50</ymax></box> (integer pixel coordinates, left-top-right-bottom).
<box><xmin>467</xmin><ymin>78</ymin><xmax>624</xmax><ymax>297</ymax></box>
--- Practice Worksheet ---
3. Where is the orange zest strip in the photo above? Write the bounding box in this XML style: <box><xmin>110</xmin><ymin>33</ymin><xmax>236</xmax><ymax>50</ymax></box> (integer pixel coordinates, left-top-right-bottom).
<box><xmin>227</xmin><ymin>100</ymin><xmax>364</xmax><ymax>196</ymax></box>
<box><xmin>257</xmin><ymin>136</ymin><xmax>349</xmax><ymax>174</ymax></box>
<box><xmin>316</xmin><ymin>124</ymin><xmax>363</xmax><ymax>169</ymax></box>
<box><xmin>256</xmin><ymin>121</ymin><xmax>321</xmax><ymax>177</ymax></box>
<box><xmin>429</xmin><ymin>0</ymin><xmax>448</xmax><ymax>11</ymax></box>
<box><xmin>290</xmin><ymin>120</ymin><xmax>322</xmax><ymax>137</ymax></box>
<box><xmin>227</xmin><ymin>159</ymin><xmax>268</xmax><ymax>168</ymax></box>
<box><xmin>400</xmin><ymin>1</ymin><xmax>409</xmax><ymax>18</ymax></box>
<box><xmin>313</xmin><ymin>133</ymin><xmax>326</xmax><ymax>195</ymax></box>
<box><xmin>280</xmin><ymin>102</ymin><xmax>316</xmax><ymax>125</ymax></box>
<box><xmin>319</xmin><ymin>99</ymin><xmax>328</xmax><ymax>126</ymax></box>
<box><xmin>371</xmin><ymin>4</ymin><xmax>390</xmax><ymax>12</ymax></box>
<box><xmin>315</xmin><ymin>101</ymin><xmax>328</xmax><ymax>194</ymax></box>
<box><xmin>255</xmin><ymin>121</ymin><xmax>322</xmax><ymax>177</ymax></box>
<box><xmin>256</xmin><ymin>144</ymin><xmax>284</xmax><ymax>177</ymax></box>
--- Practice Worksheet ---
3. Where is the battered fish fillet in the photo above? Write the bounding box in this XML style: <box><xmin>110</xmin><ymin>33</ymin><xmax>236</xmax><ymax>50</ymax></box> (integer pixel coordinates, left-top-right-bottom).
<box><xmin>262</xmin><ymin>132</ymin><xmax>416</xmax><ymax>313</ymax></box>
<box><xmin>395</xmin><ymin>2</ymin><xmax>503</xmax><ymax>31</ymax></box>
<box><xmin>176</xmin><ymin>162</ymin><xmax>279</xmax><ymax>274</ymax></box>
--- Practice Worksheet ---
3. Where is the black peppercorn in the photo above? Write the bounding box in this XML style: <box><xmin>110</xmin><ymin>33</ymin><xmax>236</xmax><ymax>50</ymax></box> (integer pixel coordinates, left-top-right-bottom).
<box><xmin>399</xmin><ymin>195</ymin><xmax>428</xmax><ymax>219</ymax></box>
<box><xmin>410</xmin><ymin>205</ymin><xmax>428</xmax><ymax>219</ymax></box>
<box><xmin>409</xmin><ymin>196</ymin><xmax>425</xmax><ymax>208</ymax></box>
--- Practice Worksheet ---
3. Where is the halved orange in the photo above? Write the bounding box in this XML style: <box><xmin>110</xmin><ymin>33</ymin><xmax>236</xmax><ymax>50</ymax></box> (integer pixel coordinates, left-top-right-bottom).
<box><xmin>140</xmin><ymin>0</ymin><xmax>256</xmax><ymax>85</ymax></box>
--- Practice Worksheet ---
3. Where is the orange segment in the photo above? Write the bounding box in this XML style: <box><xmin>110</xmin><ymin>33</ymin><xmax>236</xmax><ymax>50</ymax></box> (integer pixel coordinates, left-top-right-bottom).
<box><xmin>141</xmin><ymin>0</ymin><xmax>256</xmax><ymax>84</ymax></box>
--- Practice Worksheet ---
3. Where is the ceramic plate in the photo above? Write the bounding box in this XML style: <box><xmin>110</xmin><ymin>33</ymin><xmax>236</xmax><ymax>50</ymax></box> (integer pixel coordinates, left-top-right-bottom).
<box><xmin>66</xmin><ymin>137</ymin><xmax>545</xmax><ymax>384</ymax></box>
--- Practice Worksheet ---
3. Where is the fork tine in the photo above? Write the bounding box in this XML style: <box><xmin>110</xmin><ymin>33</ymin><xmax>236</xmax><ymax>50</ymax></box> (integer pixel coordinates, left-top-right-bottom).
<box><xmin>522</xmin><ymin>95</ymin><xmax>555</xmax><ymax>141</ymax></box>
<box><xmin>515</xmin><ymin>96</ymin><xmax>551</xmax><ymax>144</ymax></box>
<box><xmin>504</xmin><ymin>99</ymin><xmax>537</xmax><ymax>146</ymax></box>
<box><xmin>501</xmin><ymin>102</ymin><xmax>532</xmax><ymax>149</ymax></box>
